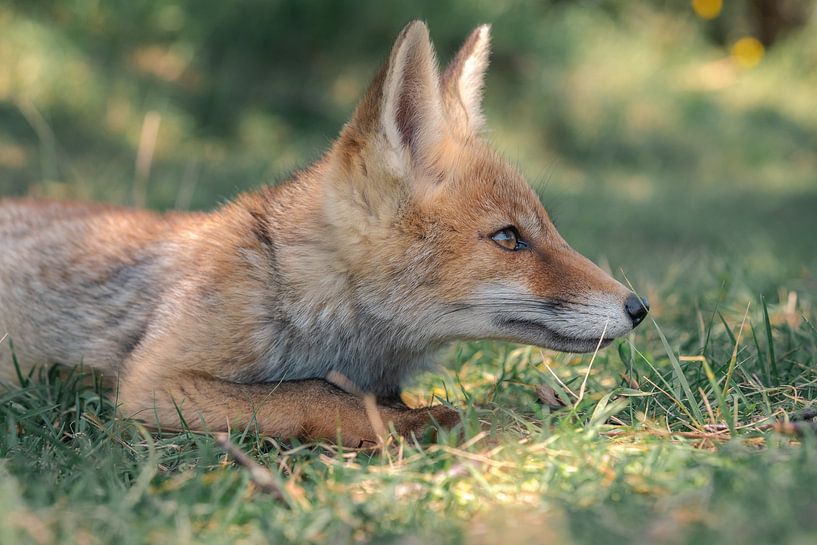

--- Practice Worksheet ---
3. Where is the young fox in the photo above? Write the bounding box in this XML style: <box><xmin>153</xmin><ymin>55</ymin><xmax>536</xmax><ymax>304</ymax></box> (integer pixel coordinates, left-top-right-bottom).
<box><xmin>0</xmin><ymin>22</ymin><xmax>648</xmax><ymax>447</ymax></box>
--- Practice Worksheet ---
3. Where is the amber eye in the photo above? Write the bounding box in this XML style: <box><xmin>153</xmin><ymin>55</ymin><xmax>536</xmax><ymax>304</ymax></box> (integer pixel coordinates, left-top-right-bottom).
<box><xmin>490</xmin><ymin>227</ymin><xmax>529</xmax><ymax>251</ymax></box>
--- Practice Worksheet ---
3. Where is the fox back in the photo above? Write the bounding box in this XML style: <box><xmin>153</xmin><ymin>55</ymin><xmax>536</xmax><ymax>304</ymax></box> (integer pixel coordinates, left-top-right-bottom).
<box><xmin>0</xmin><ymin>22</ymin><xmax>647</xmax><ymax>399</ymax></box>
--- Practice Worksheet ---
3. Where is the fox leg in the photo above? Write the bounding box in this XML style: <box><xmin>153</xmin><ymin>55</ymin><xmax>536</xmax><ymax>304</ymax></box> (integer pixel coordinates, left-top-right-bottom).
<box><xmin>117</xmin><ymin>373</ymin><xmax>459</xmax><ymax>447</ymax></box>
<box><xmin>325</xmin><ymin>369</ymin><xmax>410</xmax><ymax>410</ymax></box>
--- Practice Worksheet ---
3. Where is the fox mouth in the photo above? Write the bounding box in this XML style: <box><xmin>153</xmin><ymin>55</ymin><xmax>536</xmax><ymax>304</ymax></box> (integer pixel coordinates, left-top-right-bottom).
<box><xmin>495</xmin><ymin>317</ymin><xmax>616</xmax><ymax>353</ymax></box>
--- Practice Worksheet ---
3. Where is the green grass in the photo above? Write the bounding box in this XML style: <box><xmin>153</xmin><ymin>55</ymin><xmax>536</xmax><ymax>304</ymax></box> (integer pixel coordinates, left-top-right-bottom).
<box><xmin>1</xmin><ymin>282</ymin><xmax>816</xmax><ymax>544</ymax></box>
<box><xmin>2</xmin><ymin>1</ymin><xmax>817</xmax><ymax>544</ymax></box>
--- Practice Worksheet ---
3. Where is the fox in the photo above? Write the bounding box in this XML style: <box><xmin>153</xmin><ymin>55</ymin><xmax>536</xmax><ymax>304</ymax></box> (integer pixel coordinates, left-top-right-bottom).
<box><xmin>0</xmin><ymin>21</ymin><xmax>648</xmax><ymax>447</ymax></box>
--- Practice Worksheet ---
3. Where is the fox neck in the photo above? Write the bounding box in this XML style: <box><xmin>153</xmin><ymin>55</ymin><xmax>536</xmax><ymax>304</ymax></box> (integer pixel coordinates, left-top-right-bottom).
<box><xmin>231</xmin><ymin>157</ymin><xmax>444</xmax><ymax>396</ymax></box>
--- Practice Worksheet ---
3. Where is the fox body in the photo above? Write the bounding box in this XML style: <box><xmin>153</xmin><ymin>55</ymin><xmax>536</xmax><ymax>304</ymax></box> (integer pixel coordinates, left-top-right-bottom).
<box><xmin>0</xmin><ymin>22</ymin><xmax>647</xmax><ymax>446</ymax></box>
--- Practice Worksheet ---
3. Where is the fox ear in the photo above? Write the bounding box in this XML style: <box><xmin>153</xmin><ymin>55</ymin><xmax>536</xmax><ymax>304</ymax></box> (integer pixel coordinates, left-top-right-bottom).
<box><xmin>349</xmin><ymin>21</ymin><xmax>446</xmax><ymax>175</ymax></box>
<box><xmin>442</xmin><ymin>25</ymin><xmax>491</xmax><ymax>136</ymax></box>
<box><xmin>381</xmin><ymin>21</ymin><xmax>446</xmax><ymax>169</ymax></box>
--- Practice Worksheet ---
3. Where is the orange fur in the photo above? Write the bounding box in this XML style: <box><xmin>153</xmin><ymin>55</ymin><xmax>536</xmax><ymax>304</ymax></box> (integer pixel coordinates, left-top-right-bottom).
<box><xmin>0</xmin><ymin>22</ymin><xmax>646</xmax><ymax>446</ymax></box>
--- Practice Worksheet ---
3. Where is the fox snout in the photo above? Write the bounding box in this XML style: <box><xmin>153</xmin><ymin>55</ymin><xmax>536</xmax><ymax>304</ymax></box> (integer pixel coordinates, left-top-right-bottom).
<box><xmin>454</xmin><ymin>241</ymin><xmax>650</xmax><ymax>355</ymax></box>
<box><xmin>485</xmin><ymin>287</ymin><xmax>649</xmax><ymax>354</ymax></box>
<box><xmin>485</xmin><ymin>288</ymin><xmax>649</xmax><ymax>354</ymax></box>
<box><xmin>521</xmin><ymin>261</ymin><xmax>650</xmax><ymax>353</ymax></box>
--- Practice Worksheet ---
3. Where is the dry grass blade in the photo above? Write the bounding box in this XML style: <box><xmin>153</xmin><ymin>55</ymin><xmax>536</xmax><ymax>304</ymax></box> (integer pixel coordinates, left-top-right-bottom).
<box><xmin>363</xmin><ymin>393</ymin><xmax>388</xmax><ymax>448</ymax></box>
<box><xmin>620</xmin><ymin>371</ymin><xmax>640</xmax><ymax>389</ymax></box>
<box><xmin>328</xmin><ymin>370</ymin><xmax>389</xmax><ymax>449</ymax></box>
<box><xmin>132</xmin><ymin>110</ymin><xmax>162</xmax><ymax>207</ymax></box>
<box><xmin>534</xmin><ymin>383</ymin><xmax>566</xmax><ymax>409</ymax></box>
<box><xmin>577</xmin><ymin>320</ymin><xmax>609</xmax><ymax>404</ymax></box>
<box><xmin>215</xmin><ymin>432</ymin><xmax>286</xmax><ymax>500</ymax></box>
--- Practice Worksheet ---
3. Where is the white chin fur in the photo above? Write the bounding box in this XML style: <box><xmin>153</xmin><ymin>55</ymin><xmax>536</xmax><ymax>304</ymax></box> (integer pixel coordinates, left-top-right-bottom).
<box><xmin>538</xmin><ymin>293</ymin><xmax>634</xmax><ymax>340</ymax></box>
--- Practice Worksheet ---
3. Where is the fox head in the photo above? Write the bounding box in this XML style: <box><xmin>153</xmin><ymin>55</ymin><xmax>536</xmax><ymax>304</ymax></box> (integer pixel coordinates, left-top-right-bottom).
<box><xmin>319</xmin><ymin>21</ymin><xmax>648</xmax><ymax>354</ymax></box>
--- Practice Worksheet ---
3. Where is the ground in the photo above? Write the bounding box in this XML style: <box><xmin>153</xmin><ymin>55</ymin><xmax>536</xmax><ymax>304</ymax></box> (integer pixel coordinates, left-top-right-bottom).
<box><xmin>1</xmin><ymin>3</ymin><xmax>816</xmax><ymax>544</ymax></box>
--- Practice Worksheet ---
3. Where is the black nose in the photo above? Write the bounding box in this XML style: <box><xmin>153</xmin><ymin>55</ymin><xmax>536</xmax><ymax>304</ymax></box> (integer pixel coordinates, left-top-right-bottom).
<box><xmin>624</xmin><ymin>294</ymin><xmax>649</xmax><ymax>327</ymax></box>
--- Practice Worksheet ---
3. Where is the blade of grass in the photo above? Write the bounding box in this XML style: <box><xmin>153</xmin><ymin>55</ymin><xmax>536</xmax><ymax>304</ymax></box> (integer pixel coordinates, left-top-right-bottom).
<box><xmin>749</xmin><ymin>323</ymin><xmax>771</xmax><ymax>385</ymax></box>
<box><xmin>699</xmin><ymin>356</ymin><xmax>735</xmax><ymax>436</ymax></box>
<box><xmin>631</xmin><ymin>344</ymin><xmax>698</xmax><ymax>425</ymax></box>
<box><xmin>577</xmin><ymin>320</ymin><xmax>609</xmax><ymax>405</ymax></box>
<box><xmin>723</xmin><ymin>302</ymin><xmax>751</xmax><ymax>401</ymax></box>
<box><xmin>703</xmin><ymin>290</ymin><xmax>727</xmax><ymax>355</ymax></box>
<box><xmin>761</xmin><ymin>295</ymin><xmax>780</xmax><ymax>383</ymax></box>
<box><xmin>653</xmin><ymin>318</ymin><xmax>705</xmax><ymax>426</ymax></box>
<box><xmin>718</xmin><ymin>312</ymin><xmax>738</xmax><ymax>348</ymax></box>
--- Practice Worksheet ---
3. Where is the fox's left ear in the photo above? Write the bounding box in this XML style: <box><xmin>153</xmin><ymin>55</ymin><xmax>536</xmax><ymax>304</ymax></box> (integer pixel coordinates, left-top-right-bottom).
<box><xmin>441</xmin><ymin>25</ymin><xmax>491</xmax><ymax>136</ymax></box>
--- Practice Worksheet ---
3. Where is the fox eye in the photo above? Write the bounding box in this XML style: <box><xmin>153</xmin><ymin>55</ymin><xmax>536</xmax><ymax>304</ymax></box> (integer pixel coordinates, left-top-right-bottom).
<box><xmin>491</xmin><ymin>227</ymin><xmax>529</xmax><ymax>251</ymax></box>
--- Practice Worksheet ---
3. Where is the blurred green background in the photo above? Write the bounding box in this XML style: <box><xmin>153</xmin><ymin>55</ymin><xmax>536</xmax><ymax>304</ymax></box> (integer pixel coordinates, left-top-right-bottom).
<box><xmin>0</xmin><ymin>0</ymin><xmax>815</xmax><ymax>296</ymax></box>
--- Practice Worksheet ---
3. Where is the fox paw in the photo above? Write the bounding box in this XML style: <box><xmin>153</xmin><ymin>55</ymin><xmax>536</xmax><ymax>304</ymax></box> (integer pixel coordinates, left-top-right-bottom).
<box><xmin>394</xmin><ymin>404</ymin><xmax>461</xmax><ymax>441</ymax></box>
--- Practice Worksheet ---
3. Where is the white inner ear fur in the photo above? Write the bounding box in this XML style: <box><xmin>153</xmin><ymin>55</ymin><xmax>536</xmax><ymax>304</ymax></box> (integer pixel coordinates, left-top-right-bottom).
<box><xmin>380</xmin><ymin>22</ymin><xmax>446</xmax><ymax>175</ymax></box>
<box><xmin>454</xmin><ymin>25</ymin><xmax>491</xmax><ymax>132</ymax></box>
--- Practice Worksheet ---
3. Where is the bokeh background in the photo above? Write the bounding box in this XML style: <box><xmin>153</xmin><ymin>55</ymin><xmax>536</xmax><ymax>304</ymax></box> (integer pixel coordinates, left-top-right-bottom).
<box><xmin>1</xmin><ymin>0</ymin><xmax>815</xmax><ymax>295</ymax></box>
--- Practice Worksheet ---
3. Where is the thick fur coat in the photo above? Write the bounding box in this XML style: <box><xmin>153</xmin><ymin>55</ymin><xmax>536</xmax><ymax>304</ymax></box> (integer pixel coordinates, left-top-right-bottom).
<box><xmin>0</xmin><ymin>22</ymin><xmax>646</xmax><ymax>446</ymax></box>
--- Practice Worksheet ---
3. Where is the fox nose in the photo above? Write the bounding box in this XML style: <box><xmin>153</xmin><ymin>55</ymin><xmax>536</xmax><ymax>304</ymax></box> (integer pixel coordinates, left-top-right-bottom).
<box><xmin>624</xmin><ymin>294</ymin><xmax>649</xmax><ymax>327</ymax></box>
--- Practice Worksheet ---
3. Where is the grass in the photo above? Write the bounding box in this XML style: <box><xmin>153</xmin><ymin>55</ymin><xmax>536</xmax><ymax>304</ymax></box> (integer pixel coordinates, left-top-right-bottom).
<box><xmin>1</xmin><ymin>277</ymin><xmax>816</xmax><ymax>544</ymax></box>
<box><xmin>2</xmin><ymin>2</ymin><xmax>817</xmax><ymax>544</ymax></box>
